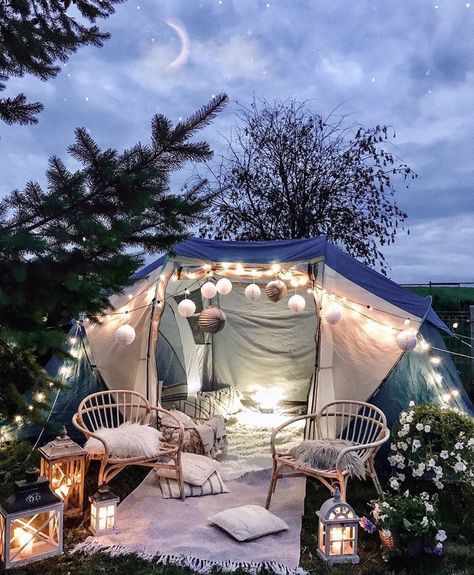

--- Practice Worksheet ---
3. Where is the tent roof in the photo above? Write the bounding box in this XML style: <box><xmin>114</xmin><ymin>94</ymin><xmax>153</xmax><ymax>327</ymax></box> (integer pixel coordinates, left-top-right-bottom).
<box><xmin>134</xmin><ymin>236</ymin><xmax>449</xmax><ymax>333</ymax></box>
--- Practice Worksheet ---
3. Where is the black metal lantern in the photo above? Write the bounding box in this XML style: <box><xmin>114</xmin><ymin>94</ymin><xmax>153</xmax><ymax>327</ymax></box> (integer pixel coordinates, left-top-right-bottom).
<box><xmin>39</xmin><ymin>426</ymin><xmax>86</xmax><ymax>519</ymax></box>
<box><xmin>0</xmin><ymin>468</ymin><xmax>63</xmax><ymax>569</ymax></box>
<box><xmin>316</xmin><ymin>487</ymin><xmax>359</xmax><ymax>565</ymax></box>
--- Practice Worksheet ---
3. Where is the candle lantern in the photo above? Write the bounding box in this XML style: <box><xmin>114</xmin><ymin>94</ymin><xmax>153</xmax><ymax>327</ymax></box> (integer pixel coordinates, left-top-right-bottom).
<box><xmin>316</xmin><ymin>486</ymin><xmax>359</xmax><ymax>565</ymax></box>
<box><xmin>0</xmin><ymin>468</ymin><xmax>63</xmax><ymax>569</ymax></box>
<box><xmin>90</xmin><ymin>484</ymin><xmax>119</xmax><ymax>536</ymax></box>
<box><xmin>39</xmin><ymin>426</ymin><xmax>86</xmax><ymax>519</ymax></box>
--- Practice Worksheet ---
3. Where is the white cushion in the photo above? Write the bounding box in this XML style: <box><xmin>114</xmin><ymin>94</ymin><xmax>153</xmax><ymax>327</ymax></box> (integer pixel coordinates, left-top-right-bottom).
<box><xmin>208</xmin><ymin>505</ymin><xmax>288</xmax><ymax>541</ymax></box>
<box><xmin>159</xmin><ymin>409</ymin><xmax>196</xmax><ymax>429</ymax></box>
<box><xmin>155</xmin><ymin>452</ymin><xmax>221</xmax><ymax>486</ymax></box>
<box><xmin>159</xmin><ymin>471</ymin><xmax>229</xmax><ymax>499</ymax></box>
<box><xmin>83</xmin><ymin>422</ymin><xmax>163</xmax><ymax>459</ymax></box>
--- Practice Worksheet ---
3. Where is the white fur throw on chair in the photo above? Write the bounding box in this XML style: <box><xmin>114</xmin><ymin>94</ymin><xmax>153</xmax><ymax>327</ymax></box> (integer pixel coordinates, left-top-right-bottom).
<box><xmin>289</xmin><ymin>439</ymin><xmax>366</xmax><ymax>479</ymax></box>
<box><xmin>83</xmin><ymin>422</ymin><xmax>163</xmax><ymax>459</ymax></box>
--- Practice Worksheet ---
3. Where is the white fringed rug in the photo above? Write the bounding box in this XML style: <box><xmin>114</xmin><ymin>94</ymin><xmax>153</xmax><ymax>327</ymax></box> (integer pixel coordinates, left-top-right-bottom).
<box><xmin>74</xmin><ymin>468</ymin><xmax>306</xmax><ymax>575</ymax></box>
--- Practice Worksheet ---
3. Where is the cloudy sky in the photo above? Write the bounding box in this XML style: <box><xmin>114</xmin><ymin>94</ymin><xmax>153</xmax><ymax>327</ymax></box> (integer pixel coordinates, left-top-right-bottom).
<box><xmin>1</xmin><ymin>0</ymin><xmax>473</xmax><ymax>283</ymax></box>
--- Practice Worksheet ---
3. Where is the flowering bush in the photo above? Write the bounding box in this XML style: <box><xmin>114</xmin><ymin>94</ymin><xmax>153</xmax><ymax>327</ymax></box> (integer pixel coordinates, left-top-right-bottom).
<box><xmin>388</xmin><ymin>402</ymin><xmax>474</xmax><ymax>491</ymax></box>
<box><xmin>360</xmin><ymin>490</ymin><xmax>446</xmax><ymax>555</ymax></box>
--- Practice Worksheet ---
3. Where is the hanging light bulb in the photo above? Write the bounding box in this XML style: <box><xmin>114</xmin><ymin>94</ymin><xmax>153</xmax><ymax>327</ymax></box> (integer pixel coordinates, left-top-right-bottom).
<box><xmin>288</xmin><ymin>294</ymin><xmax>306</xmax><ymax>313</ymax></box>
<box><xmin>396</xmin><ymin>330</ymin><xmax>417</xmax><ymax>351</ymax></box>
<box><xmin>216</xmin><ymin>277</ymin><xmax>233</xmax><ymax>295</ymax></box>
<box><xmin>178</xmin><ymin>298</ymin><xmax>196</xmax><ymax>318</ymax></box>
<box><xmin>324</xmin><ymin>302</ymin><xmax>343</xmax><ymax>325</ymax></box>
<box><xmin>201</xmin><ymin>281</ymin><xmax>217</xmax><ymax>299</ymax></box>
<box><xmin>115</xmin><ymin>324</ymin><xmax>136</xmax><ymax>345</ymax></box>
<box><xmin>430</xmin><ymin>356</ymin><xmax>441</xmax><ymax>365</ymax></box>
<box><xmin>271</xmin><ymin>263</ymin><xmax>281</xmax><ymax>273</ymax></box>
<box><xmin>236</xmin><ymin>263</ymin><xmax>245</xmax><ymax>275</ymax></box>
<box><xmin>245</xmin><ymin>283</ymin><xmax>261</xmax><ymax>301</ymax></box>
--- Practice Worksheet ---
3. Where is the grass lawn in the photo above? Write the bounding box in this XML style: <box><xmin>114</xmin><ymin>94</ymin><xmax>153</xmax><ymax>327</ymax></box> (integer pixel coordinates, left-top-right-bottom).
<box><xmin>4</xmin><ymin>460</ymin><xmax>474</xmax><ymax>575</ymax></box>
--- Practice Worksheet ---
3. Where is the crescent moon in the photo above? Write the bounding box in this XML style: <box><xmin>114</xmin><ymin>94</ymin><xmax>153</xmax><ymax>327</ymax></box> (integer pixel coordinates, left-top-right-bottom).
<box><xmin>165</xmin><ymin>18</ymin><xmax>190</xmax><ymax>70</ymax></box>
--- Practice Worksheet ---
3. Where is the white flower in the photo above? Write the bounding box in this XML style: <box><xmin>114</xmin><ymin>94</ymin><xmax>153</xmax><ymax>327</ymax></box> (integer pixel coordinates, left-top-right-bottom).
<box><xmin>399</xmin><ymin>411</ymin><xmax>407</xmax><ymax>422</ymax></box>
<box><xmin>372</xmin><ymin>503</ymin><xmax>381</xmax><ymax>521</ymax></box>
<box><xmin>406</xmin><ymin>415</ymin><xmax>413</xmax><ymax>423</ymax></box>
<box><xmin>425</xmin><ymin>502</ymin><xmax>434</xmax><ymax>513</ymax></box>
<box><xmin>427</xmin><ymin>458</ymin><xmax>436</xmax><ymax>468</ymax></box>
<box><xmin>434</xmin><ymin>480</ymin><xmax>444</xmax><ymax>490</ymax></box>
<box><xmin>436</xmin><ymin>529</ymin><xmax>447</xmax><ymax>542</ymax></box>
<box><xmin>404</xmin><ymin>490</ymin><xmax>410</xmax><ymax>497</ymax></box>
<box><xmin>409</xmin><ymin>401</ymin><xmax>415</xmax><ymax>407</ymax></box>
<box><xmin>440</xmin><ymin>450</ymin><xmax>449</xmax><ymax>459</ymax></box>
<box><xmin>382</xmin><ymin>501</ymin><xmax>390</xmax><ymax>509</ymax></box>
<box><xmin>424</xmin><ymin>425</ymin><xmax>431</xmax><ymax>433</ymax></box>
<box><xmin>412</xmin><ymin>439</ymin><xmax>421</xmax><ymax>452</ymax></box>
<box><xmin>390</xmin><ymin>443</ymin><xmax>397</xmax><ymax>451</ymax></box>
<box><xmin>397</xmin><ymin>462</ymin><xmax>406</xmax><ymax>469</ymax></box>
<box><xmin>418</xmin><ymin>462</ymin><xmax>426</xmax><ymax>472</ymax></box>
<box><xmin>420</xmin><ymin>492</ymin><xmax>429</xmax><ymax>501</ymax></box>
<box><xmin>390</xmin><ymin>477</ymin><xmax>400</xmax><ymax>490</ymax></box>
<box><xmin>397</xmin><ymin>473</ymin><xmax>406</xmax><ymax>481</ymax></box>
<box><xmin>421</xmin><ymin>516</ymin><xmax>429</xmax><ymax>528</ymax></box>
<box><xmin>382</xmin><ymin>529</ymin><xmax>392</xmax><ymax>537</ymax></box>
<box><xmin>455</xmin><ymin>442</ymin><xmax>464</xmax><ymax>450</ymax></box>
<box><xmin>403</xmin><ymin>423</ymin><xmax>410</xmax><ymax>431</ymax></box>
<box><xmin>468</xmin><ymin>438</ymin><xmax>474</xmax><ymax>447</ymax></box>
<box><xmin>434</xmin><ymin>466</ymin><xmax>443</xmax><ymax>478</ymax></box>
<box><xmin>380</xmin><ymin>514</ymin><xmax>387</xmax><ymax>522</ymax></box>
<box><xmin>454</xmin><ymin>461</ymin><xmax>466</xmax><ymax>472</ymax></box>
<box><xmin>416</xmin><ymin>423</ymin><xmax>424</xmax><ymax>431</ymax></box>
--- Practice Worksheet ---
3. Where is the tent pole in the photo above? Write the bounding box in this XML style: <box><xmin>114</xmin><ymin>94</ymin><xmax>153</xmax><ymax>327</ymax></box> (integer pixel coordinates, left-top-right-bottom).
<box><xmin>145</xmin><ymin>262</ymin><xmax>173</xmax><ymax>406</ymax></box>
<box><xmin>305</xmin><ymin>259</ymin><xmax>325</xmax><ymax>439</ymax></box>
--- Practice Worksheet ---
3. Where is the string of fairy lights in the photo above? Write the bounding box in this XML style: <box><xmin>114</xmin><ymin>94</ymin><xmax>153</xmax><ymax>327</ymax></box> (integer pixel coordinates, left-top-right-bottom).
<box><xmin>5</xmin><ymin>260</ymin><xmax>468</xmax><ymax>436</ymax></box>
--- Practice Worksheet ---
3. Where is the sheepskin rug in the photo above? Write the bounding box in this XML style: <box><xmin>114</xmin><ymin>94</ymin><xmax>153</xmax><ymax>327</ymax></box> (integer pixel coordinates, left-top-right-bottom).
<box><xmin>289</xmin><ymin>439</ymin><xmax>365</xmax><ymax>479</ymax></box>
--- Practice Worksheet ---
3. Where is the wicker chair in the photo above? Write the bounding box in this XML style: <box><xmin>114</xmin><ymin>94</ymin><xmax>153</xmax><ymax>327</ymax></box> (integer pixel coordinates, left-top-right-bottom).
<box><xmin>266</xmin><ymin>400</ymin><xmax>389</xmax><ymax>508</ymax></box>
<box><xmin>73</xmin><ymin>390</ymin><xmax>186</xmax><ymax>500</ymax></box>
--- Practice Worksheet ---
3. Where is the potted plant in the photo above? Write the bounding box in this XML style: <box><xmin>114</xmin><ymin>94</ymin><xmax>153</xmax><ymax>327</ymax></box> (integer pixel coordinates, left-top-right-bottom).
<box><xmin>359</xmin><ymin>490</ymin><xmax>446</xmax><ymax>559</ymax></box>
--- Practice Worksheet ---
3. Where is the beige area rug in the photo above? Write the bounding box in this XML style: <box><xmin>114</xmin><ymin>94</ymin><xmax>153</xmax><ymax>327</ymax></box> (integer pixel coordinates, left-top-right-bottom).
<box><xmin>220</xmin><ymin>411</ymin><xmax>305</xmax><ymax>480</ymax></box>
<box><xmin>74</xmin><ymin>468</ymin><xmax>306</xmax><ymax>575</ymax></box>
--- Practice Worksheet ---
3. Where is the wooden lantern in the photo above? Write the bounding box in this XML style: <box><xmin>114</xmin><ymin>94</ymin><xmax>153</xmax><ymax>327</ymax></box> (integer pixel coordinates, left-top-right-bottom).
<box><xmin>316</xmin><ymin>487</ymin><xmax>359</xmax><ymax>565</ymax></box>
<box><xmin>0</xmin><ymin>468</ymin><xmax>63</xmax><ymax>569</ymax></box>
<box><xmin>39</xmin><ymin>426</ymin><xmax>86</xmax><ymax>519</ymax></box>
<box><xmin>90</xmin><ymin>484</ymin><xmax>119</xmax><ymax>536</ymax></box>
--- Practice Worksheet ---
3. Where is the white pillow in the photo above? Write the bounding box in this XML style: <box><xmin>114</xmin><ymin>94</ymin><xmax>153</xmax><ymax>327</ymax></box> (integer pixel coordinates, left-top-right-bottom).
<box><xmin>83</xmin><ymin>422</ymin><xmax>163</xmax><ymax>459</ymax></box>
<box><xmin>159</xmin><ymin>410</ymin><xmax>196</xmax><ymax>429</ymax></box>
<box><xmin>159</xmin><ymin>471</ymin><xmax>229</xmax><ymax>499</ymax></box>
<box><xmin>208</xmin><ymin>505</ymin><xmax>288</xmax><ymax>541</ymax></box>
<box><xmin>155</xmin><ymin>452</ymin><xmax>221</xmax><ymax>486</ymax></box>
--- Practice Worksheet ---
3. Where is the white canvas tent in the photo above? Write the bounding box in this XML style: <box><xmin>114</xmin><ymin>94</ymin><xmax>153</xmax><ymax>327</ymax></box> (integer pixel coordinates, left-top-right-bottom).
<box><xmin>76</xmin><ymin>236</ymin><xmax>471</xmax><ymax>435</ymax></box>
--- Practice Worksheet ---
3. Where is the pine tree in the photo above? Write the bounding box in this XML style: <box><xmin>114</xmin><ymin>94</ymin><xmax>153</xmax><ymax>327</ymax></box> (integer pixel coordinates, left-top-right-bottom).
<box><xmin>0</xmin><ymin>0</ymin><xmax>123</xmax><ymax>126</ymax></box>
<box><xmin>0</xmin><ymin>93</ymin><xmax>228</xmax><ymax>425</ymax></box>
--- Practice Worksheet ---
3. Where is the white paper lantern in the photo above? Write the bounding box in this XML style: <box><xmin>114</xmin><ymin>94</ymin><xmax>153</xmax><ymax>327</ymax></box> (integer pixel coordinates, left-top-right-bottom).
<box><xmin>245</xmin><ymin>283</ymin><xmax>261</xmax><ymax>301</ymax></box>
<box><xmin>201</xmin><ymin>281</ymin><xmax>217</xmax><ymax>299</ymax></box>
<box><xmin>396</xmin><ymin>330</ymin><xmax>417</xmax><ymax>351</ymax></box>
<box><xmin>216</xmin><ymin>277</ymin><xmax>232</xmax><ymax>295</ymax></box>
<box><xmin>178</xmin><ymin>298</ymin><xmax>196</xmax><ymax>318</ymax></box>
<box><xmin>115</xmin><ymin>324</ymin><xmax>136</xmax><ymax>345</ymax></box>
<box><xmin>288</xmin><ymin>294</ymin><xmax>306</xmax><ymax>313</ymax></box>
<box><xmin>324</xmin><ymin>302</ymin><xmax>343</xmax><ymax>325</ymax></box>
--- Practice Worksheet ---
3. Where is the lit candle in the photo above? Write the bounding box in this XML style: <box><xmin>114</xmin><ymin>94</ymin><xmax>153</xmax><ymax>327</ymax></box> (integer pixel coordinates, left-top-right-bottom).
<box><xmin>14</xmin><ymin>527</ymin><xmax>33</xmax><ymax>557</ymax></box>
<box><xmin>330</xmin><ymin>527</ymin><xmax>343</xmax><ymax>555</ymax></box>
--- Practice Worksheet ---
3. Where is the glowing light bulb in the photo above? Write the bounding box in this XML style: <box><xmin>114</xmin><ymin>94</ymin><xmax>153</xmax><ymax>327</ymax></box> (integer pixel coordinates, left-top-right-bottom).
<box><xmin>434</xmin><ymin>374</ymin><xmax>443</xmax><ymax>384</ymax></box>
<box><xmin>271</xmin><ymin>263</ymin><xmax>281</xmax><ymax>273</ymax></box>
<box><xmin>404</xmin><ymin>318</ymin><xmax>411</xmax><ymax>326</ymax></box>
<box><xmin>35</xmin><ymin>392</ymin><xmax>45</xmax><ymax>402</ymax></box>
<box><xmin>442</xmin><ymin>393</ymin><xmax>450</xmax><ymax>402</ymax></box>
<box><xmin>430</xmin><ymin>357</ymin><xmax>441</xmax><ymax>365</ymax></box>
<box><xmin>14</xmin><ymin>527</ymin><xmax>33</xmax><ymax>557</ymax></box>
<box><xmin>236</xmin><ymin>263</ymin><xmax>245</xmax><ymax>274</ymax></box>
<box><xmin>451</xmin><ymin>389</ymin><xmax>460</xmax><ymax>397</ymax></box>
<box><xmin>452</xmin><ymin>322</ymin><xmax>459</xmax><ymax>329</ymax></box>
<box><xmin>221</xmin><ymin>262</ymin><xmax>231</xmax><ymax>270</ymax></box>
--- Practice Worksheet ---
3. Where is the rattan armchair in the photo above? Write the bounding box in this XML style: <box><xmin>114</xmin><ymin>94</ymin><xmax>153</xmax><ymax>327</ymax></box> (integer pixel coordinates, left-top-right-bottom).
<box><xmin>266</xmin><ymin>400</ymin><xmax>389</xmax><ymax>508</ymax></box>
<box><xmin>73</xmin><ymin>390</ymin><xmax>186</xmax><ymax>500</ymax></box>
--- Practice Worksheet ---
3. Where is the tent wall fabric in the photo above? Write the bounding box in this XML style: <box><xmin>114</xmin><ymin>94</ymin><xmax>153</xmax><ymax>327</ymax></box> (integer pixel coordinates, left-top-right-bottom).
<box><xmin>25</xmin><ymin>236</ymin><xmax>472</xmax><ymax>444</ymax></box>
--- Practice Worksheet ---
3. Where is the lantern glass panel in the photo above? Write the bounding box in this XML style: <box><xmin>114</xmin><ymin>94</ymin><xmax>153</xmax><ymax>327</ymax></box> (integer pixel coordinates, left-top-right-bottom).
<box><xmin>8</xmin><ymin>509</ymin><xmax>61</xmax><ymax>566</ymax></box>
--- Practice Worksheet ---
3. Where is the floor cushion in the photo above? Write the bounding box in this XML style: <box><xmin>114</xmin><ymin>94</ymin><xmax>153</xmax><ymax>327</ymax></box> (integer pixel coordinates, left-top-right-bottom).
<box><xmin>155</xmin><ymin>452</ymin><xmax>221</xmax><ymax>486</ymax></box>
<box><xmin>158</xmin><ymin>470</ymin><xmax>229</xmax><ymax>499</ymax></box>
<box><xmin>208</xmin><ymin>504</ymin><xmax>288</xmax><ymax>541</ymax></box>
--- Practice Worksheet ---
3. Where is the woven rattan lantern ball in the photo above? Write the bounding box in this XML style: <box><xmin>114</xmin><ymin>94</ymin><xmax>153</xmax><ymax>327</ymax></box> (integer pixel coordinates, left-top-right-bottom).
<box><xmin>198</xmin><ymin>307</ymin><xmax>227</xmax><ymax>334</ymax></box>
<box><xmin>265</xmin><ymin>280</ymin><xmax>287</xmax><ymax>302</ymax></box>
<box><xmin>396</xmin><ymin>330</ymin><xmax>417</xmax><ymax>351</ymax></box>
<box><xmin>245</xmin><ymin>283</ymin><xmax>261</xmax><ymax>301</ymax></box>
<box><xmin>178</xmin><ymin>298</ymin><xmax>196</xmax><ymax>318</ymax></box>
<box><xmin>115</xmin><ymin>324</ymin><xmax>136</xmax><ymax>345</ymax></box>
